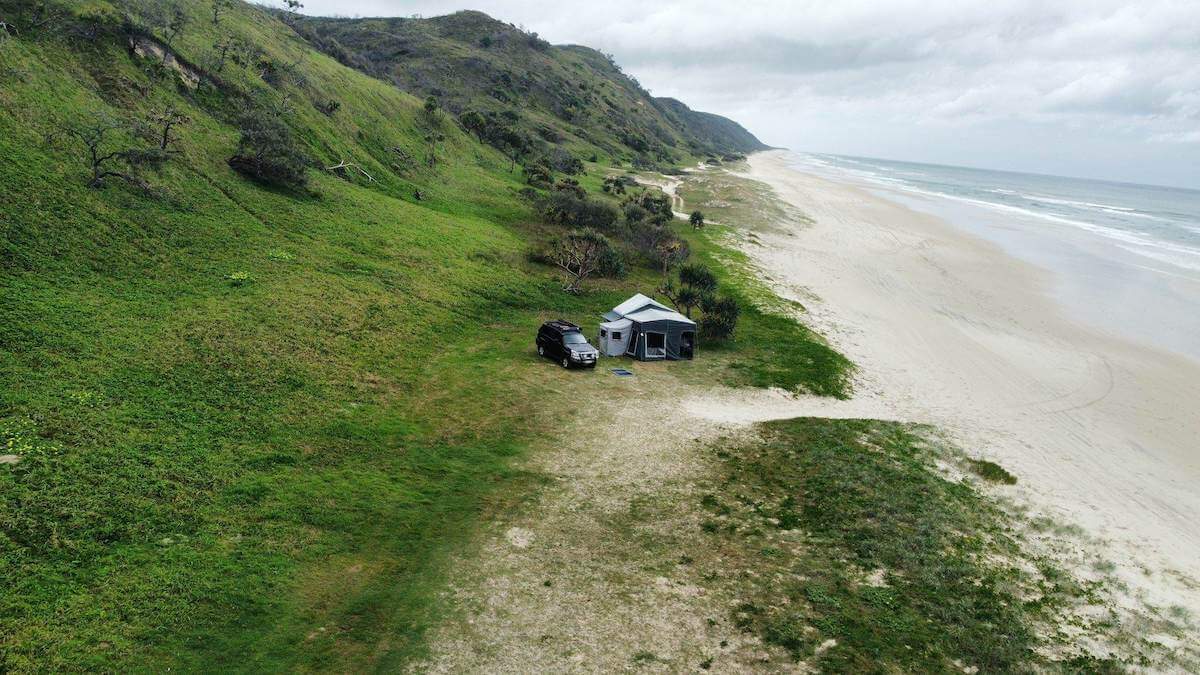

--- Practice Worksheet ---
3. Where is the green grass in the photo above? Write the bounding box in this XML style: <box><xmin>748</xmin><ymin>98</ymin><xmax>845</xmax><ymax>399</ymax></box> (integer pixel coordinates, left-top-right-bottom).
<box><xmin>0</xmin><ymin>2</ymin><xmax>848</xmax><ymax>671</ymax></box>
<box><xmin>675</xmin><ymin>163</ymin><xmax>808</xmax><ymax>235</ymax></box>
<box><xmin>0</xmin><ymin>5</ymin><xmax>616</xmax><ymax>670</ymax></box>
<box><xmin>705</xmin><ymin>419</ymin><xmax>1064</xmax><ymax>671</ymax></box>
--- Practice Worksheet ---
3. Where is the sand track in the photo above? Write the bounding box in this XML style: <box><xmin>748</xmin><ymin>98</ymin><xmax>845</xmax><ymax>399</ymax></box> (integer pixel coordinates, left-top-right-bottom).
<box><xmin>412</xmin><ymin>374</ymin><xmax>806</xmax><ymax>673</ymax></box>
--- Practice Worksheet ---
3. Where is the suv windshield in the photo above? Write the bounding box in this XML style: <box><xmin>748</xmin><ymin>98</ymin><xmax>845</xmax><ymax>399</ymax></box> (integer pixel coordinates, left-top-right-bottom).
<box><xmin>563</xmin><ymin>332</ymin><xmax>587</xmax><ymax>345</ymax></box>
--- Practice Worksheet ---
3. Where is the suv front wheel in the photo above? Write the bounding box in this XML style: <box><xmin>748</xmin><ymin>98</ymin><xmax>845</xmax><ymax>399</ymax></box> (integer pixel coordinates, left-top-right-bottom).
<box><xmin>537</xmin><ymin>344</ymin><xmax>545</xmax><ymax>356</ymax></box>
<box><xmin>561</xmin><ymin>356</ymin><xmax>570</xmax><ymax>369</ymax></box>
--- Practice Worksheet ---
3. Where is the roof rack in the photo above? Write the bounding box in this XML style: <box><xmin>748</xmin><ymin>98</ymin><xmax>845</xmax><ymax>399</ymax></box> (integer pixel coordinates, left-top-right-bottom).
<box><xmin>545</xmin><ymin>319</ymin><xmax>580</xmax><ymax>331</ymax></box>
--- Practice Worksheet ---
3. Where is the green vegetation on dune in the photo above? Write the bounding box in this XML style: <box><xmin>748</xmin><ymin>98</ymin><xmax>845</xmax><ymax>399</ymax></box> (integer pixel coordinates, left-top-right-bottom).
<box><xmin>0</xmin><ymin>1</ymin><xmax>825</xmax><ymax>670</ymax></box>
<box><xmin>702</xmin><ymin>419</ymin><xmax>1112</xmax><ymax>672</ymax></box>
<box><xmin>292</xmin><ymin>10</ymin><xmax>767</xmax><ymax>169</ymax></box>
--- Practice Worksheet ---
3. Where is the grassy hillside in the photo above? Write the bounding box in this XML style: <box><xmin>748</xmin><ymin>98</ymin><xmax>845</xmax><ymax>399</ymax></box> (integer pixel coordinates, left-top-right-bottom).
<box><xmin>0</xmin><ymin>0</ymin><xmax>838</xmax><ymax>670</ymax></box>
<box><xmin>293</xmin><ymin>11</ymin><xmax>768</xmax><ymax>167</ymax></box>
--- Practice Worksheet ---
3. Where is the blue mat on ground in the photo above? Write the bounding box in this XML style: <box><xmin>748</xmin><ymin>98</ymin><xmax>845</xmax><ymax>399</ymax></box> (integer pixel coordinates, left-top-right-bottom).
<box><xmin>610</xmin><ymin>368</ymin><xmax>634</xmax><ymax>377</ymax></box>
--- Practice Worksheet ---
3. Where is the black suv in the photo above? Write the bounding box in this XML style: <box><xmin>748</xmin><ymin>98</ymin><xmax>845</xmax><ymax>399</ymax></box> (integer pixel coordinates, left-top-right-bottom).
<box><xmin>536</xmin><ymin>320</ymin><xmax>599</xmax><ymax>369</ymax></box>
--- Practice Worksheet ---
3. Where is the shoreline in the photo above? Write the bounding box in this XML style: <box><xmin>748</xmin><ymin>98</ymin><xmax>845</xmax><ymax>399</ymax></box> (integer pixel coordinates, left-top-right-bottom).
<box><xmin>797</xmin><ymin>156</ymin><xmax>1200</xmax><ymax>365</ymax></box>
<box><xmin>739</xmin><ymin>150</ymin><xmax>1200</xmax><ymax>614</ymax></box>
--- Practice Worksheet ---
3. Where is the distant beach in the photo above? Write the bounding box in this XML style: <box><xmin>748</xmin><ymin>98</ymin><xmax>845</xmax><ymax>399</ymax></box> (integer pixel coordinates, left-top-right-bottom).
<box><xmin>742</xmin><ymin>150</ymin><xmax>1200</xmax><ymax>614</ymax></box>
<box><xmin>791</xmin><ymin>153</ymin><xmax>1200</xmax><ymax>364</ymax></box>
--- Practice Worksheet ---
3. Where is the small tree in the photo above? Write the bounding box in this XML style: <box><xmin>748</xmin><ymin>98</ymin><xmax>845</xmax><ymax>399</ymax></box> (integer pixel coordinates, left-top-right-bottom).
<box><xmin>660</xmin><ymin>263</ymin><xmax>717</xmax><ymax>318</ymax></box>
<box><xmin>227</xmin><ymin>103</ymin><xmax>309</xmax><ymax>189</ymax></box>
<box><xmin>654</xmin><ymin>237</ymin><xmax>690</xmax><ymax>274</ymax></box>
<box><xmin>149</xmin><ymin>105</ymin><xmax>190</xmax><ymax>152</ymax></box>
<box><xmin>424</xmin><ymin>132</ymin><xmax>445</xmax><ymax>168</ymax></box>
<box><xmin>689</xmin><ymin>210</ymin><xmax>705</xmax><ymax>229</ymax></box>
<box><xmin>160</xmin><ymin>4</ymin><xmax>189</xmax><ymax>63</ymax></box>
<box><xmin>699</xmin><ymin>294</ymin><xmax>740</xmax><ymax>341</ymax></box>
<box><xmin>208</xmin><ymin>37</ymin><xmax>234</xmax><ymax>72</ymax></box>
<box><xmin>281</xmin><ymin>0</ymin><xmax>303</xmax><ymax>24</ymax></box>
<box><xmin>550</xmin><ymin>229</ymin><xmax>613</xmax><ymax>293</ymax></box>
<box><xmin>421</xmin><ymin>95</ymin><xmax>441</xmax><ymax>127</ymax></box>
<box><xmin>51</xmin><ymin>114</ymin><xmax>166</xmax><ymax>189</ymax></box>
<box><xmin>459</xmin><ymin>109</ymin><xmax>485</xmax><ymax>141</ymax></box>
<box><xmin>679</xmin><ymin>263</ymin><xmax>717</xmax><ymax>297</ymax></box>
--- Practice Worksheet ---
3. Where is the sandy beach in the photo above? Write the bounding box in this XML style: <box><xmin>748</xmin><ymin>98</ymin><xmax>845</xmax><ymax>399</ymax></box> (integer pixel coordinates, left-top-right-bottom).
<box><xmin>740</xmin><ymin>150</ymin><xmax>1200</xmax><ymax>613</ymax></box>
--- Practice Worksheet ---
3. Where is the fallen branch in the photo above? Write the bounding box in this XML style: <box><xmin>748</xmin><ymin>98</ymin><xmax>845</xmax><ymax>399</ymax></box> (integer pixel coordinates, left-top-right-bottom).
<box><xmin>325</xmin><ymin>159</ymin><xmax>376</xmax><ymax>183</ymax></box>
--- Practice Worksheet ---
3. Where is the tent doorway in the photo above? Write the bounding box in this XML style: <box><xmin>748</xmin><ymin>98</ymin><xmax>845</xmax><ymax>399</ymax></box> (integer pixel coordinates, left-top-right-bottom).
<box><xmin>680</xmin><ymin>331</ymin><xmax>695</xmax><ymax>359</ymax></box>
<box><xmin>645</xmin><ymin>331</ymin><xmax>666</xmax><ymax>359</ymax></box>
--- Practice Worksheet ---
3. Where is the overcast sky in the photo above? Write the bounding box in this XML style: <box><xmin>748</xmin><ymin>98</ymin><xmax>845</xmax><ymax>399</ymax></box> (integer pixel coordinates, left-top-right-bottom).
<box><xmin>295</xmin><ymin>1</ymin><xmax>1199</xmax><ymax>188</ymax></box>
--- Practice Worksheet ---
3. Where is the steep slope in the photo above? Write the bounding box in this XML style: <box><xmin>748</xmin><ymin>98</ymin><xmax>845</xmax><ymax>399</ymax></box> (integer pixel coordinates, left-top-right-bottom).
<box><xmin>293</xmin><ymin>10</ymin><xmax>768</xmax><ymax>166</ymax></box>
<box><xmin>653</xmin><ymin>96</ymin><xmax>768</xmax><ymax>157</ymax></box>
<box><xmin>0</xmin><ymin>0</ymin><xmax>594</xmax><ymax>669</ymax></box>
<box><xmin>0</xmin><ymin>1</ymin><xmax>837</xmax><ymax>672</ymax></box>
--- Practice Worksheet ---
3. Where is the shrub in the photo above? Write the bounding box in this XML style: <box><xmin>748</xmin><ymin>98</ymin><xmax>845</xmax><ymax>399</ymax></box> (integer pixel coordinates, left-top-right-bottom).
<box><xmin>547</xmin><ymin>147</ymin><xmax>584</xmax><ymax>175</ymax></box>
<box><xmin>537</xmin><ymin>191</ymin><xmax>618</xmax><ymax>230</ymax></box>
<box><xmin>225</xmin><ymin>270</ymin><xmax>254</xmax><ymax>286</ymax></box>
<box><xmin>603</xmin><ymin>175</ymin><xmax>629</xmax><ymax>195</ymax></box>
<box><xmin>967</xmin><ymin>459</ymin><xmax>1017</xmax><ymax>484</ymax></box>
<box><xmin>626</xmin><ymin>189</ymin><xmax>673</xmax><ymax>225</ymax></box>
<box><xmin>523</xmin><ymin>158</ymin><xmax>553</xmax><ymax>188</ymax></box>
<box><xmin>227</xmin><ymin>103</ymin><xmax>309</xmax><ymax>189</ymax></box>
<box><xmin>699</xmin><ymin>294</ymin><xmax>740</xmax><ymax>341</ymax></box>
<box><xmin>597</xmin><ymin>246</ymin><xmax>627</xmax><ymax>279</ymax></box>
<box><xmin>553</xmin><ymin>179</ymin><xmax>585</xmax><ymax>199</ymax></box>
<box><xmin>314</xmin><ymin>99</ymin><xmax>341</xmax><ymax>116</ymax></box>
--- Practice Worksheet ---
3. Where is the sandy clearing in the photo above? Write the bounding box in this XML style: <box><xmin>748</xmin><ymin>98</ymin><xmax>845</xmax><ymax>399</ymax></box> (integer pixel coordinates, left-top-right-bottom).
<box><xmin>741</xmin><ymin>151</ymin><xmax>1200</xmax><ymax>616</ymax></box>
<box><xmin>411</xmin><ymin>370</ymin><xmax>796</xmax><ymax>673</ymax></box>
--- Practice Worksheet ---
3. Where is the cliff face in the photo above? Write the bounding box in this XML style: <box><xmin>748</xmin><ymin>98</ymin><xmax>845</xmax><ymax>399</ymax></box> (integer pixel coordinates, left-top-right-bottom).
<box><xmin>293</xmin><ymin>11</ymin><xmax>768</xmax><ymax>164</ymax></box>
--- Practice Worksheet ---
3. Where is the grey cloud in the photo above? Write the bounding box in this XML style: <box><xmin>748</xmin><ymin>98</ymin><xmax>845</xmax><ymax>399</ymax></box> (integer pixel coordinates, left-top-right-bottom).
<box><xmin>292</xmin><ymin>0</ymin><xmax>1200</xmax><ymax>186</ymax></box>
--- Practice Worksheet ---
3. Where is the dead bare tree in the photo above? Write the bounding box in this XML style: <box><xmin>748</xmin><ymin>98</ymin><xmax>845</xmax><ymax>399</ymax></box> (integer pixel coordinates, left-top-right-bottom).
<box><xmin>550</xmin><ymin>229</ymin><xmax>613</xmax><ymax>293</ymax></box>
<box><xmin>149</xmin><ymin>106</ymin><xmax>190</xmax><ymax>152</ymax></box>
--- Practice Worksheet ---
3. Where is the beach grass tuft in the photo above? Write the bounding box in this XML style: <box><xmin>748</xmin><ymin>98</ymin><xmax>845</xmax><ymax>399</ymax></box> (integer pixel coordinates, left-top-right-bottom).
<box><xmin>968</xmin><ymin>458</ymin><xmax>1018</xmax><ymax>484</ymax></box>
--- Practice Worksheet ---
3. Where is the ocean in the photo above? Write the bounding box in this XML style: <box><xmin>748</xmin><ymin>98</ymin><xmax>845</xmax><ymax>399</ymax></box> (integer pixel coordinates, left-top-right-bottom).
<box><xmin>789</xmin><ymin>153</ymin><xmax>1200</xmax><ymax>361</ymax></box>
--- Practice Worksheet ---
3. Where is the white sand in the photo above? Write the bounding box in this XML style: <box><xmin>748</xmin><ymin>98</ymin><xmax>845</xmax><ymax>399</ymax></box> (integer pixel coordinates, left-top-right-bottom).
<box><xmin>740</xmin><ymin>151</ymin><xmax>1200</xmax><ymax>613</ymax></box>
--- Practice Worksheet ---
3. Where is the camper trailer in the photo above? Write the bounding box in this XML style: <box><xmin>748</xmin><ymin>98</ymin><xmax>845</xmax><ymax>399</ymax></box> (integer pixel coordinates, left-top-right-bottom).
<box><xmin>598</xmin><ymin>293</ymin><xmax>696</xmax><ymax>361</ymax></box>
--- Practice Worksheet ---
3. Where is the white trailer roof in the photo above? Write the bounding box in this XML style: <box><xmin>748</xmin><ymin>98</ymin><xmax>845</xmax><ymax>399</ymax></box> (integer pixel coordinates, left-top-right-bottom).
<box><xmin>604</xmin><ymin>293</ymin><xmax>671</xmax><ymax>321</ymax></box>
<box><xmin>599</xmin><ymin>318</ymin><xmax>633</xmax><ymax>330</ymax></box>
<box><xmin>626</xmin><ymin>307</ymin><xmax>696</xmax><ymax>325</ymax></box>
